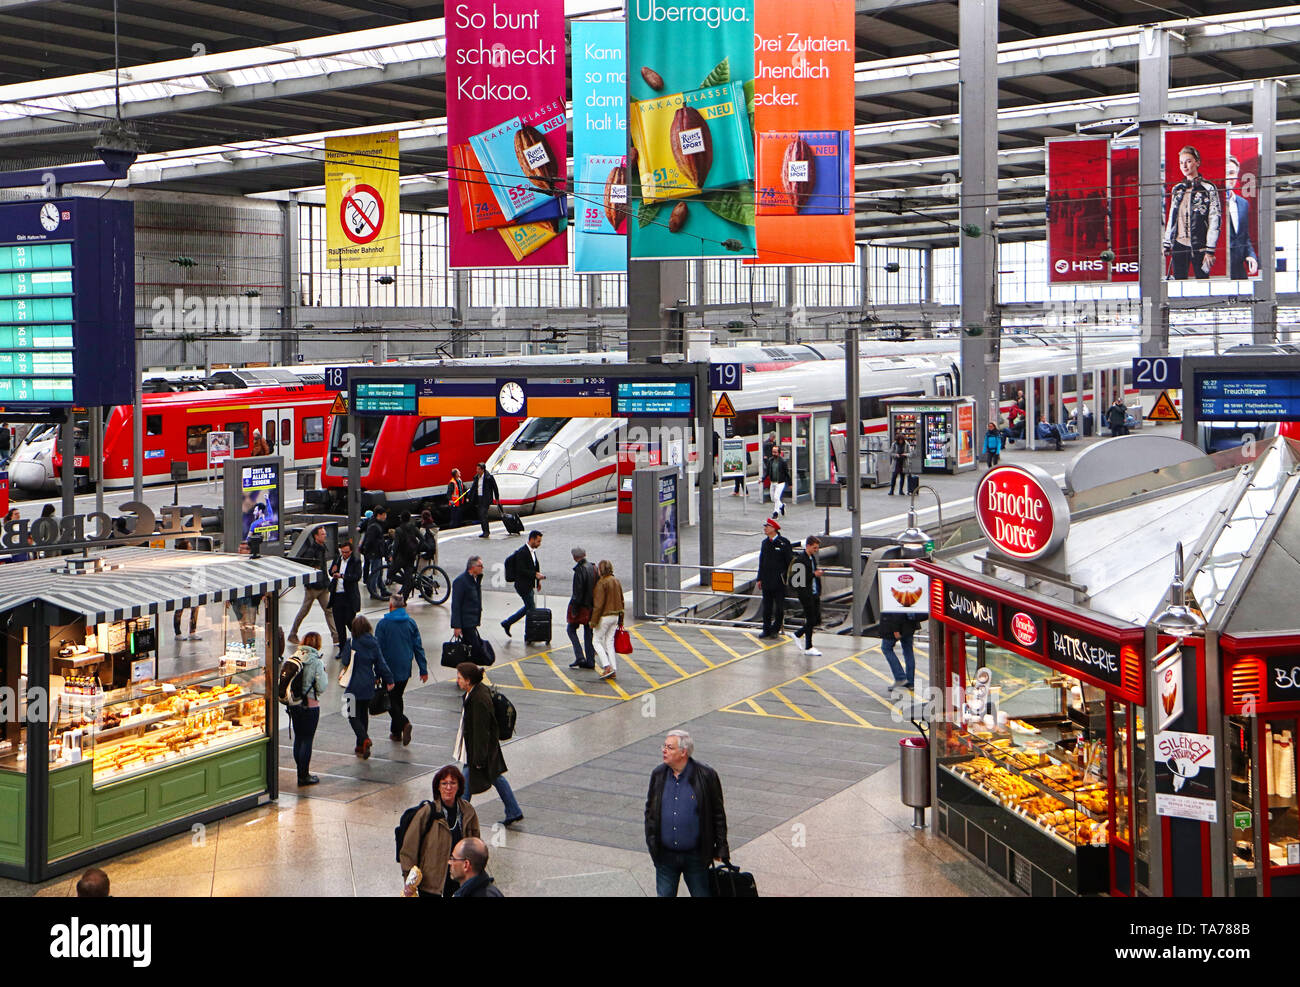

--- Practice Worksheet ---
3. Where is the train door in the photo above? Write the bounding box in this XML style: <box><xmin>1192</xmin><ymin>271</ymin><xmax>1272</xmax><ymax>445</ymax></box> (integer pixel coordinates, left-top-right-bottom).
<box><xmin>265</xmin><ymin>408</ymin><xmax>293</xmax><ymax>461</ymax></box>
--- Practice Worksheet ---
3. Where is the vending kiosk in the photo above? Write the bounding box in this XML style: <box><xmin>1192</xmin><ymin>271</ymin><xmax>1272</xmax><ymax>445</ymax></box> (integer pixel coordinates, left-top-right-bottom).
<box><xmin>884</xmin><ymin>396</ymin><xmax>978</xmax><ymax>475</ymax></box>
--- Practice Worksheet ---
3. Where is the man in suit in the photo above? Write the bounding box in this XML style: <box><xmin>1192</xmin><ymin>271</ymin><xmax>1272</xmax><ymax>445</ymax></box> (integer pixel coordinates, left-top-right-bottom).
<box><xmin>757</xmin><ymin>519</ymin><xmax>793</xmax><ymax>639</ymax></box>
<box><xmin>470</xmin><ymin>462</ymin><xmax>500</xmax><ymax>539</ymax></box>
<box><xmin>329</xmin><ymin>538</ymin><xmax>363</xmax><ymax>651</ymax></box>
<box><xmin>501</xmin><ymin>530</ymin><xmax>544</xmax><ymax>638</ymax></box>
<box><xmin>788</xmin><ymin>535</ymin><xmax>825</xmax><ymax>656</ymax></box>
<box><xmin>1225</xmin><ymin>155</ymin><xmax>1260</xmax><ymax>280</ymax></box>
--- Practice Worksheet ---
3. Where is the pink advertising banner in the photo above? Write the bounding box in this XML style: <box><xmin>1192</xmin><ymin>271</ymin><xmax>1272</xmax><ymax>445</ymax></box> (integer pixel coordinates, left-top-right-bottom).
<box><xmin>446</xmin><ymin>0</ymin><xmax>568</xmax><ymax>268</ymax></box>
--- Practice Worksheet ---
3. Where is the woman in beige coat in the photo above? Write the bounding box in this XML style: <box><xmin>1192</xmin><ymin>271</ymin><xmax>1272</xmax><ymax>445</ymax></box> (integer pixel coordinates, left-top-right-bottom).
<box><xmin>590</xmin><ymin>559</ymin><xmax>625</xmax><ymax>680</ymax></box>
<box><xmin>399</xmin><ymin>765</ymin><xmax>481</xmax><ymax>897</ymax></box>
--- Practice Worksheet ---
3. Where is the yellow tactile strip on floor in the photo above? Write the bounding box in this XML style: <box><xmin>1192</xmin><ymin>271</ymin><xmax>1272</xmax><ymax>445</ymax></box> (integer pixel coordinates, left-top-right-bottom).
<box><xmin>486</xmin><ymin>622</ymin><xmax>789</xmax><ymax>701</ymax></box>
<box><xmin>721</xmin><ymin>648</ymin><xmax>930</xmax><ymax>733</ymax></box>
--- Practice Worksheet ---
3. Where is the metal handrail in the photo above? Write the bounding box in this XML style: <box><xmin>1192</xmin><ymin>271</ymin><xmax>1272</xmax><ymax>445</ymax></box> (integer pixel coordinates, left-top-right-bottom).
<box><xmin>640</xmin><ymin>562</ymin><xmax>854</xmax><ymax>624</ymax></box>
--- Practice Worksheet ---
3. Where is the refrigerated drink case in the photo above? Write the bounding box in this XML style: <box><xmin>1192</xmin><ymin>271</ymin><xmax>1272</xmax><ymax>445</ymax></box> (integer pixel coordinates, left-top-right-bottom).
<box><xmin>924</xmin><ymin>413</ymin><xmax>949</xmax><ymax>470</ymax></box>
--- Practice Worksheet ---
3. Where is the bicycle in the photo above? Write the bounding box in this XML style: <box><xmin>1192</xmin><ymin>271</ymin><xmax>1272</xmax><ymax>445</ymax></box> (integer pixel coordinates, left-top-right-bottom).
<box><xmin>412</xmin><ymin>560</ymin><xmax>450</xmax><ymax>605</ymax></box>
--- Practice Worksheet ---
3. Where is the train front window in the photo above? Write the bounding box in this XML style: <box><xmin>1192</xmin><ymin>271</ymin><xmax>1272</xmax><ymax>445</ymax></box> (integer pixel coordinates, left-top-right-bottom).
<box><xmin>411</xmin><ymin>419</ymin><xmax>441</xmax><ymax>452</ymax></box>
<box><xmin>511</xmin><ymin>418</ymin><xmax>565</xmax><ymax>450</ymax></box>
<box><xmin>145</xmin><ymin>415</ymin><xmax>163</xmax><ymax>437</ymax></box>
<box><xmin>331</xmin><ymin>416</ymin><xmax>382</xmax><ymax>455</ymax></box>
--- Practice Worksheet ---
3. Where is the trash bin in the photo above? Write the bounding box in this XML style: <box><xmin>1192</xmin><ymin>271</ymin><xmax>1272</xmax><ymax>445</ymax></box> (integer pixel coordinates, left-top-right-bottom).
<box><xmin>899</xmin><ymin>735</ymin><xmax>930</xmax><ymax>830</ymax></box>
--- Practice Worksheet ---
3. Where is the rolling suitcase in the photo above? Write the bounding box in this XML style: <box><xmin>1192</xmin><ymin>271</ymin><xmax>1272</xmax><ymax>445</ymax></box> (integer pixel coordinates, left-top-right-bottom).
<box><xmin>501</xmin><ymin>512</ymin><xmax>525</xmax><ymax>535</ymax></box>
<box><xmin>907</xmin><ymin>474</ymin><xmax>919</xmax><ymax>495</ymax></box>
<box><xmin>524</xmin><ymin>594</ymin><xmax>552</xmax><ymax>645</ymax></box>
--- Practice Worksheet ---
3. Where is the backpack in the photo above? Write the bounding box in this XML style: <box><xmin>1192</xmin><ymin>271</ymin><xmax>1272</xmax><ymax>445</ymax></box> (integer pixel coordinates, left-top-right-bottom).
<box><xmin>277</xmin><ymin>652</ymin><xmax>307</xmax><ymax>706</ymax></box>
<box><xmin>490</xmin><ymin>687</ymin><xmax>517</xmax><ymax>741</ymax></box>
<box><xmin>419</xmin><ymin>530</ymin><xmax>438</xmax><ymax>557</ymax></box>
<box><xmin>504</xmin><ymin>550</ymin><xmax>519</xmax><ymax>583</ymax></box>
<box><xmin>394</xmin><ymin>800</ymin><xmax>435</xmax><ymax>863</ymax></box>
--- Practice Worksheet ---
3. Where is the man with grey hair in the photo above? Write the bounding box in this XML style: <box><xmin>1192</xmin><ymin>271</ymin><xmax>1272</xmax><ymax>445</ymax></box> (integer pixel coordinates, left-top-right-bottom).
<box><xmin>644</xmin><ymin>728</ymin><xmax>729</xmax><ymax>896</ymax></box>
<box><xmin>451</xmin><ymin>555</ymin><xmax>488</xmax><ymax>661</ymax></box>
<box><xmin>566</xmin><ymin>546</ymin><xmax>597</xmax><ymax>669</ymax></box>
<box><xmin>374</xmin><ymin>592</ymin><xmax>427</xmax><ymax>746</ymax></box>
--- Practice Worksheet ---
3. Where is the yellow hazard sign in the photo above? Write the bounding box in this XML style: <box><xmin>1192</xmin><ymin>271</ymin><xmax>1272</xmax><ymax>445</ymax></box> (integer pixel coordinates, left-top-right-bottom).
<box><xmin>330</xmin><ymin>393</ymin><xmax>348</xmax><ymax>415</ymax></box>
<box><xmin>1146</xmin><ymin>390</ymin><xmax>1181</xmax><ymax>422</ymax></box>
<box><xmin>712</xmin><ymin>393</ymin><xmax>737</xmax><ymax>418</ymax></box>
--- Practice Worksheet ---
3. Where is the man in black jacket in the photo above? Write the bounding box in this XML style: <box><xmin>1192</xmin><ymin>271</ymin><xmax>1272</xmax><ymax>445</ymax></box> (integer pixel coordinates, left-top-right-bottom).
<box><xmin>767</xmin><ymin>446</ymin><xmax>790</xmax><ymax>518</ymax></box>
<box><xmin>390</xmin><ymin>512</ymin><xmax>420</xmax><ymax>600</ymax></box>
<box><xmin>757</xmin><ymin>519</ymin><xmax>793</xmax><ymax>639</ymax></box>
<box><xmin>788</xmin><ymin>535</ymin><xmax>824</xmax><ymax>656</ymax></box>
<box><xmin>644</xmin><ymin>729</ymin><xmax>728</xmax><ymax>897</ymax></box>
<box><xmin>470</xmin><ymin>462</ymin><xmax>501</xmax><ymax>538</ymax></box>
<box><xmin>328</xmin><ymin>538</ymin><xmax>363</xmax><ymax>651</ymax></box>
<box><xmin>288</xmin><ymin>525</ymin><xmax>338</xmax><ymax>646</ymax></box>
<box><xmin>450</xmin><ymin>837</ymin><xmax>505</xmax><ymax>897</ymax></box>
<box><xmin>566</xmin><ymin>546</ymin><xmax>597</xmax><ymax>669</ymax></box>
<box><xmin>501</xmin><ymin>530</ymin><xmax>544</xmax><ymax>638</ymax></box>
<box><xmin>360</xmin><ymin>506</ymin><xmax>388</xmax><ymax>601</ymax></box>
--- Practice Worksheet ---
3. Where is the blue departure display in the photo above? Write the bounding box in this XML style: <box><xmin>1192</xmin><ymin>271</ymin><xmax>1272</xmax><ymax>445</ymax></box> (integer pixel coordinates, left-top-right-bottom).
<box><xmin>1195</xmin><ymin>372</ymin><xmax>1300</xmax><ymax>421</ymax></box>
<box><xmin>614</xmin><ymin>380</ymin><xmax>694</xmax><ymax>417</ymax></box>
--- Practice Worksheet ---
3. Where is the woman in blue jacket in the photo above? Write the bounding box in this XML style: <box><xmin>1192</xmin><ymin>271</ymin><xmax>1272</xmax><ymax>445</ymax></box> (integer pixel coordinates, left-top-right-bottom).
<box><xmin>983</xmin><ymin>423</ymin><xmax>1002</xmax><ymax>468</ymax></box>
<box><xmin>339</xmin><ymin>614</ymin><xmax>394</xmax><ymax>759</ymax></box>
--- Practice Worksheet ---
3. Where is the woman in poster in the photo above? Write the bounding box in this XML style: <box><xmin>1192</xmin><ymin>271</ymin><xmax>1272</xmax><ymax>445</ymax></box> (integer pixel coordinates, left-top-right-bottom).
<box><xmin>1163</xmin><ymin>144</ymin><xmax>1222</xmax><ymax>280</ymax></box>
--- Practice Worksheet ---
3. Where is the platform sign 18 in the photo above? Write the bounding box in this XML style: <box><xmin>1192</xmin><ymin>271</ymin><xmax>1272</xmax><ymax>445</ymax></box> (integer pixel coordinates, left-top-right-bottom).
<box><xmin>1133</xmin><ymin>356</ymin><xmax>1181</xmax><ymax>391</ymax></box>
<box><xmin>324</xmin><ymin>366</ymin><xmax>349</xmax><ymax>390</ymax></box>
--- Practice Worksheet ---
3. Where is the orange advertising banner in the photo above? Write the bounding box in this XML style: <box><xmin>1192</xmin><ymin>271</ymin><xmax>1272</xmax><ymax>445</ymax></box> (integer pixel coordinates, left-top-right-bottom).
<box><xmin>751</xmin><ymin>0</ymin><xmax>856</xmax><ymax>265</ymax></box>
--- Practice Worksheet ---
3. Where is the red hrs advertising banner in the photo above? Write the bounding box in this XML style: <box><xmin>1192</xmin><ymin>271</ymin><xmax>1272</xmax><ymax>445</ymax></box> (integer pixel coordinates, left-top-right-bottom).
<box><xmin>1046</xmin><ymin>137</ymin><xmax>1110</xmax><ymax>284</ymax></box>
<box><xmin>1228</xmin><ymin>134</ymin><xmax>1262</xmax><ymax>280</ymax></box>
<box><xmin>446</xmin><ymin>0</ymin><xmax>567</xmax><ymax>269</ymax></box>
<box><xmin>1110</xmin><ymin>145</ymin><xmax>1139</xmax><ymax>283</ymax></box>
<box><xmin>1163</xmin><ymin>127</ymin><xmax>1227</xmax><ymax>280</ymax></box>
<box><xmin>751</xmin><ymin>0</ymin><xmax>855</xmax><ymax>265</ymax></box>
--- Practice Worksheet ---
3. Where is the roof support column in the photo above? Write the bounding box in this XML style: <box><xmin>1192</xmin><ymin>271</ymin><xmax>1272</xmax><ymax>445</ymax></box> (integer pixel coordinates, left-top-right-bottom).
<box><xmin>1139</xmin><ymin>26</ymin><xmax>1170</xmax><ymax>357</ymax></box>
<box><xmin>959</xmin><ymin>0</ymin><xmax>1001</xmax><ymax>434</ymax></box>
<box><xmin>1253</xmin><ymin>80</ymin><xmax>1279</xmax><ymax>344</ymax></box>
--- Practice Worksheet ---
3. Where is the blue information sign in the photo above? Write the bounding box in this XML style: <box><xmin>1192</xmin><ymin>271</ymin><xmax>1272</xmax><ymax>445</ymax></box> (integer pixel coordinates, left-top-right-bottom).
<box><xmin>710</xmin><ymin>363</ymin><xmax>742</xmax><ymax>391</ymax></box>
<box><xmin>615</xmin><ymin>379</ymin><xmax>694</xmax><ymax>417</ymax></box>
<box><xmin>1195</xmin><ymin>372</ymin><xmax>1300</xmax><ymax>421</ymax></box>
<box><xmin>1132</xmin><ymin>356</ymin><xmax>1182</xmax><ymax>391</ymax></box>
<box><xmin>0</xmin><ymin>198</ymin><xmax>133</xmax><ymax>408</ymax></box>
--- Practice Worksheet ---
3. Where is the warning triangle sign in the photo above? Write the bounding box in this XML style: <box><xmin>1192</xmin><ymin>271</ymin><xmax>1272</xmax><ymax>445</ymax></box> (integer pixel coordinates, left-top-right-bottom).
<box><xmin>1146</xmin><ymin>390</ymin><xmax>1181</xmax><ymax>422</ymax></box>
<box><xmin>712</xmin><ymin>392</ymin><xmax>737</xmax><ymax>418</ymax></box>
<box><xmin>330</xmin><ymin>393</ymin><xmax>348</xmax><ymax>415</ymax></box>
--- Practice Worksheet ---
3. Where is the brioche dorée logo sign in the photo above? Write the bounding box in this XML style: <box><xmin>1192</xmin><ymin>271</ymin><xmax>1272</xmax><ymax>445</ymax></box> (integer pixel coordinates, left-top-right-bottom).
<box><xmin>975</xmin><ymin>464</ymin><xmax>1070</xmax><ymax>561</ymax></box>
<box><xmin>1010</xmin><ymin>612</ymin><xmax>1038</xmax><ymax>648</ymax></box>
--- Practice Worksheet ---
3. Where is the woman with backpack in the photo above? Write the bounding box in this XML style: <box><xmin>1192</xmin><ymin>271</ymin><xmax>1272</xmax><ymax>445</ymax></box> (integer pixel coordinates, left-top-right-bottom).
<box><xmin>285</xmin><ymin>631</ymin><xmax>329</xmax><ymax>786</ymax></box>
<box><xmin>454</xmin><ymin>662</ymin><xmax>524</xmax><ymax>827</ymax></box>
<box><xmin>339</xmin><ymin>615</ymin><xmax>394</xmax><ymax>760</ymax></box>
<box><xmin>399</xmin><ymin>765</ymin><xmax>481</xmax><ymax>897</ymax></box>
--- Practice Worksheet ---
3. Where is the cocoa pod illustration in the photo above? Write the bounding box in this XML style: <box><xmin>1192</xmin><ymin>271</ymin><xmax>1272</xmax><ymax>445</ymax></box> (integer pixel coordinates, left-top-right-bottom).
<box><xmin>604</xmin><ymin>165</ymin><xmax>627</xmax><ymax>229</ymax></box>
<box><xmin>669</xmin><ymin>107</ymin><xmax>713</xmax><ymax>188</ymax></box>
<box><xmin>781</xmin><ymin>137</ymin><xmax>816</xmax><ymax>210</ymax></box>
<box><xmin>669</xmin><ymin>201</ymin><xmax>688</xmax><ymax>233</ymax></box>
<box><xmin>641</xmin><ymin>66</ymin><xmax>664</xmax><ymax>91</ymax></box>
<box><xmin>513</xmin><ymin>124</ymin><xmax>556</xmax><ymax>191</ymax></box>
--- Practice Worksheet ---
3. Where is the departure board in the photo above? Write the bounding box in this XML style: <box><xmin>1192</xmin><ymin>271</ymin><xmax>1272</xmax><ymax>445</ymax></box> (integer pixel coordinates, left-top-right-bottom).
<box><xmin>353</xmin><ymin>380</ymin><xmax>418</xmax><ymax>414</ymax></box>
<box><xmin>0</xmin><ymin>198</ymin><xmax>133</xmax><ymax>408</ymax></box>
<box><xmin>1195</xmin><ymin>372</ymin><xmax>1300</xmax><ymax>421</ymax></box>
<box><xmin>614</xmin><ymin>379</ymin><xmax>694</xmax><ymax>417</ymax></box>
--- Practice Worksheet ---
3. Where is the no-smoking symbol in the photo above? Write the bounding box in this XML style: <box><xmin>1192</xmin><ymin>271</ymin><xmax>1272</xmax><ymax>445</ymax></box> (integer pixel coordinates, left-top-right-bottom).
<box><xmin>341</xmin><ymin>183</ymin><xmax>384</xmax><ymax>244</ymax></box>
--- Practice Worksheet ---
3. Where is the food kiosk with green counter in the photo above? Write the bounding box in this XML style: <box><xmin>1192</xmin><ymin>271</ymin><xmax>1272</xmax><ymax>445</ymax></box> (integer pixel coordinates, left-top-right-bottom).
<box><xmin>0</xmin><ymin>546</ymin><xmax>311</xmax><ymax>881</ymax></box>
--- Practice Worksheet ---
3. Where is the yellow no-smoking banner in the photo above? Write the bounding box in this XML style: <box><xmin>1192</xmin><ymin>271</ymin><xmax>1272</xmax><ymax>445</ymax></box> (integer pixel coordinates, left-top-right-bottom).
<box><xmin>324</xmin><ymin>131</ymin><xmax>400</xmax><ymax>269</ymax></box>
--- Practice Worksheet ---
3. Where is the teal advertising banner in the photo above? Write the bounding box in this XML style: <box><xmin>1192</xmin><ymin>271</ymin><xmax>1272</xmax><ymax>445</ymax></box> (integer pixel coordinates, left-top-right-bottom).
<box><xmin>572</xmin><ymin>21</ymin><xmax>628</xmax><ymax>274</ymax></box>
<box><xmin>628</xmin><ymin>0</ymin><xmax>756</xmax><ymax>259</ymax></box>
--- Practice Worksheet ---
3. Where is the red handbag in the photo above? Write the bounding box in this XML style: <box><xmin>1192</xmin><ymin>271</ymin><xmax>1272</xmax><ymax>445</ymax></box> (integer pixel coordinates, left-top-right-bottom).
<box><xmin>614</xmin><ymin>620</ymin><xmax>633</xmax><ymax>655</ymax></box>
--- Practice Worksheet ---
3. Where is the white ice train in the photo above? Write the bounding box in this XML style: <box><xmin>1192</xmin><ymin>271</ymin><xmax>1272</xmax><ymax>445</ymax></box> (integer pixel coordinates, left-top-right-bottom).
<box><xmin>487</xmin><ymin>333</ymin><xmax>1216</xmax><ymax>515</ymax></box>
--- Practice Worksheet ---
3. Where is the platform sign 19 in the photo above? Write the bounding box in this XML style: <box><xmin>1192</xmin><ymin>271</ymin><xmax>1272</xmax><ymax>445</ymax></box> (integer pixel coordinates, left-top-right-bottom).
<box><xmin>710</xmin><ymin>363</ymin><xmax>742</xmax><ymax>391</ymax></box>
<box><xmin>1133</xmin><ymin>356</ymin><xmax>1181</xmax><ymax>391</ymax></box>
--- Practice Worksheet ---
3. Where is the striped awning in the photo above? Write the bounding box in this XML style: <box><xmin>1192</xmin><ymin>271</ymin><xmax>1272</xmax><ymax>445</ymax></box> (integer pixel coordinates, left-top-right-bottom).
<box><xmin>0</xmin><ymin>547</ymin><xmax>315</xmax><ymax>624</ymax></box>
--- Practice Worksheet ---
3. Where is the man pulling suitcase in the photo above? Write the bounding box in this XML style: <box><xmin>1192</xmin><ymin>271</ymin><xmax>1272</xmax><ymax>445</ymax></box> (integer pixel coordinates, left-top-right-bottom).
<box><xmin>501</xmin><ymin>530</ymin><xmax>550</xmax><ymax>643</ymax></box>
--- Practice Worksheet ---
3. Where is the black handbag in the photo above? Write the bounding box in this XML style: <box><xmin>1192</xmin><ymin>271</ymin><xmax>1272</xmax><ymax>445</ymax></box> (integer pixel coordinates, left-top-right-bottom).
<box><xmin>708</xmin><ymin>860</ymin><xmax>759</xmax><ymax>898</ymax></box>
<box><xmin>442</xmin><ymin>638</ymin><xmax>471</xmax><ymax>669</ymax></box>
<box><xmin>474</xmin><ymin>637</ymin><xmax>496</xmax><ymax>666</ymax></box>
<box><xmin>368</xmin><ymin>679</ymin><xmax>390</xmax><ymax>715</ymax></box>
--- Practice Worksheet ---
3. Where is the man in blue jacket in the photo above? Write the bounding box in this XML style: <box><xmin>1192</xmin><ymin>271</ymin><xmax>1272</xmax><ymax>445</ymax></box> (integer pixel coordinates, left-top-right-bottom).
<box><xmin>451</xmin><ymin>555</ymin><xmax>488</xmax><ymax>662</ymax></box>
<box><xmin>375</xmin><ymin>593</ymin><xmax>428</xmax><ymax>746</ymax></box>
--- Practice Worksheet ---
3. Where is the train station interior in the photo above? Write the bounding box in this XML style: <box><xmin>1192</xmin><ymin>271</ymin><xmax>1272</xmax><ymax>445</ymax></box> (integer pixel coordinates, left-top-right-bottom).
<box><xmin>0</xmin><ymin>0</ymin><xmax>1299</xmax><ymax>913</ymax></box>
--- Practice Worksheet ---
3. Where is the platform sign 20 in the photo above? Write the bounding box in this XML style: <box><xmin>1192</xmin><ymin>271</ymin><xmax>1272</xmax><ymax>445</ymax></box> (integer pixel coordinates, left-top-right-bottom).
<box><xmin>1132</xmin><ymin>356</ymin><xmax>1181</xmax><ymax>391</ymax></box>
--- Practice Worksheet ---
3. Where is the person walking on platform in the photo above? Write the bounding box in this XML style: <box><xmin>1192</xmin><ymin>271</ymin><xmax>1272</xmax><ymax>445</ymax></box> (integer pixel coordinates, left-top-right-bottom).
<box><xmin>450</xmin><ymin>556</ymin><xmax>488</xmax><ymax>662</ymax></box>
<box><xmin>590</xmin><ymin>559</ymin><xmax>624</xmax><ymax>680</ymax></box>
<box><xmin>447</xmin><ymin>469</ymin><xmax>468</xmax><ymax>529</ymax></box>
<box><xmin>644</xmin><ymin>729</ymin><xmax>729</xmax><ymax>897</ymax></box>
<box><xmin>881</xmin><ymin>609</ymin><xmax>919</xmax><ymax>692</ymax></box>
<box><xmin>286</xmin><ymin>631</ymin><xmax>328</xmax><ymax>785</ymax></box>
<box><xmin>340</xmin><ymin>615</ymin><xmax>393</xmax><ymax>759</ymax></box>
<box><xmin>788</xmin><ymin>535</ymin><xmax>824</xmax><ymax>656</ymax></box>
<box><xmin>400</xmin><ymin>766</ymin><xmax>481</xmax><ymax>897</ymax></box>
<box><xmin>471</xmin><ymin>463</ymin><xmax>501</xmax><ymax>539</ymax></box>
<box><xmin>390</xmin><ymin>512</ymin><xmax>420</xmax><ymax>601</ymax></box>
<box><xmin>983</xmin><ymin>423</ymin><xmax>1003</xmax><ymax>469</ymax></box>
<box><xmin>329</xmin><ymin>538</ymin><xmax>362</xmax><ymax>652</ymax></box>
<box><xmin>767</xmin><ymin>447</ymin><xmax>790</xmax><ymax>519</ymax></box>
<box><xmin>288</xmin><ymin>526</ymin><xmax>338</xmax><ymax>646</ymax></box>
<box><xmin>889</xmin><ymin>434</ymin><xmax>911</xmax><ymax>495</ymax></box>
<box><xmin>1107</xmin><ymin>398</ymin><xmax>1129</xmax><ymax>438</ymax></box>
<box><xmin>501</xmin><ymin>530</ymin><xmax>544</xmax><ymax>638</ymax></box>
<box><xmin>454</xmin><ymin>662</ymin><xmax>523</xmax><ymax>827</ymax></box>
<box><xmin>566</xmin><ymin>547</ymin><xmax>597</xmax><ymax>670</ymax></box>
<box><xmin>361</xmin><ymin>506</ymin><xmax>389</xmax><ymax>601</ymax></box>
<box><xmin>757</xmin><ymin>519</ymin><xmax>793</xmax><ymax>639</ymax></box>
<box><xmin>375</xmin><ymin>593</ymin><xmax>427</xmax><ymax>746</ymax></box>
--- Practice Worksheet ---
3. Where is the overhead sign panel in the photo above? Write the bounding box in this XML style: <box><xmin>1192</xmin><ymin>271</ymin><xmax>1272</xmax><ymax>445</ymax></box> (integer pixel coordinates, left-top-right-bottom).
<box><xmin>324</xmin><ymin>131</ymin><xmax>401</xmax><ymax>269</ymax></box>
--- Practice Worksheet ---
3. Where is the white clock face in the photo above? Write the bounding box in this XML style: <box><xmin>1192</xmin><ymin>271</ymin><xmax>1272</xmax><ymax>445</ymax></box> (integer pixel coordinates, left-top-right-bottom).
<box><xmin>498</xmin><ymin>381</ymin><xmax>525</xmax><ymax>415</ymax></box>
<box><xmin>39</xmin><ymin>203</ymin><xmax>60</xmax><ymax>232</ymax></box>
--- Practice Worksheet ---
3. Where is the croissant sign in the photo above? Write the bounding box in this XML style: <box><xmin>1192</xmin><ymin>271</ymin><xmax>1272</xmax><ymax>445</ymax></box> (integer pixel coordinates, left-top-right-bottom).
<box><xmin>975</xmin><ymin>464</ymin><xmax>1070</xmax><ymax>561</ymax></box>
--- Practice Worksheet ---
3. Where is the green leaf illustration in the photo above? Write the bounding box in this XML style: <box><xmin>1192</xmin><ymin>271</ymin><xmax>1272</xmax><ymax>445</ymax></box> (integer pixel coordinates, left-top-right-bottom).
<box><xmin>699</xmin><ymin>57</ymin><xmax>730</xmax><ymax>88</ymax></box>
<box><xmin>703</xmin><ymin>186</ymin><xmax>755</xmax><ymax>228</ymax></box>
<box><xmin>638</xmin><ymin>200</ymin><xmax>664</xmax><ymax>229</ymax></box>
